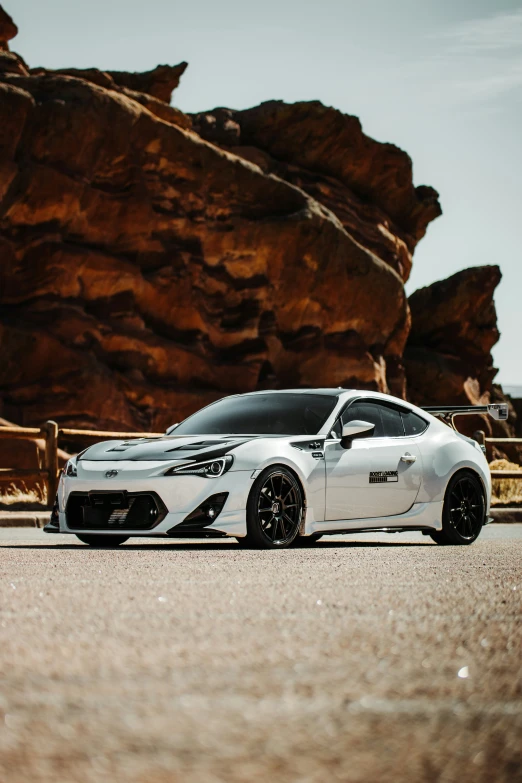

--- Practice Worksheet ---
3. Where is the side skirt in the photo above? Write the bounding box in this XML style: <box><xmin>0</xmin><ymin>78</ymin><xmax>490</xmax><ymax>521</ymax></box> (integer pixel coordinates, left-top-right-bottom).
<box><xmin>319</xmin><ymin>526</ymin><xmax>435</xmax><ymax>536</ymax></box>
<box><xmin>309</xmin><ymin>501</ymin><xmax>443</xmax><ymax>535</ymax></box>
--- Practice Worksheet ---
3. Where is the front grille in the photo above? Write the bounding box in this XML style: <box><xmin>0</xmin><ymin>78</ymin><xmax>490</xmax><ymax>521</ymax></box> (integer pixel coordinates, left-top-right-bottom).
<box><xmin>66</xmin><ymin>491</ymin><xmax>167</xmax><ymax>531</ymax></box>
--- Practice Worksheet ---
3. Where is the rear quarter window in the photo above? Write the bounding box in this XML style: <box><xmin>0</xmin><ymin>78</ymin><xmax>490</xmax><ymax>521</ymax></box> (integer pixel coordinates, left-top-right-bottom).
<box><xmin>401</xmin><ymin>410</ymin><xmax>428</xmax><ymax>436</ymax></box>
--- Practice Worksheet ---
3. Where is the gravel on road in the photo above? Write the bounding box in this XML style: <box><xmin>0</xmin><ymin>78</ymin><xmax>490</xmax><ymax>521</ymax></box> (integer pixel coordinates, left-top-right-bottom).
<box><xmin>1</xmin><ymin>526</ymin><xmax>521</xmax><ymax>783</ymax></box>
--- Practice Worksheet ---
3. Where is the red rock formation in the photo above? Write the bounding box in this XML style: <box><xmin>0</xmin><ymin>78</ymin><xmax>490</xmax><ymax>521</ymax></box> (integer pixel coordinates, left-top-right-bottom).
<box><xmin>404</xmin><ymin>266</ymin><xmax>518</xmax><ymax>455</ymax></box>
<box><xmin>0</xmin><ymin>5</ymin><xmax>16</xmax><ymax>50</ymax></box>
<box><xmin>404</xmin><ymin>265</ymin><xmax>501</xmax><ymax>407</ymax></box>
<box><xmin>192</xmin><ymin>103</ymin><xmax>442</xmax><ymax>282</ymax></box>
<box><xmin>0</xmin><ymin>5</ymin><xmax>441</xmax><ymax>432</ymax></box>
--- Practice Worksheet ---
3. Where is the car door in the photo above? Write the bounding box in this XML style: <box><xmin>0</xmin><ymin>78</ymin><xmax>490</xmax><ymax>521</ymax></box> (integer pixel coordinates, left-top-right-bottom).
<box><xmin>324</xmin><ymin>400</ymin><xmax>423</xmax><ymax>521</ymax></box>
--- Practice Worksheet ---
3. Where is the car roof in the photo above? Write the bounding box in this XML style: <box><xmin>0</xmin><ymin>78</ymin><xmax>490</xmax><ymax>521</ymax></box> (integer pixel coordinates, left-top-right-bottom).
<box><xmin>235</xmin><ymin>389</ymin><xmax>431</xmax><ymax>417</ymax></box>
<box><xmin>236</xmin><ymin>388</ymin><xmax>351</xmax><ymax>397</ymax></box>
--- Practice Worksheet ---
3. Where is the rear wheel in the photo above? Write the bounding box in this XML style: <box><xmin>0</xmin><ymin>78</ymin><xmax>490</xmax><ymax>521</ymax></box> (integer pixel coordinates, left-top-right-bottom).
<box><xmin>430</xmin><ymin>471</ymin><xmax>485</xmax><ymax>546</ymax></box>
<box><xmin>244</xmin><ymin>466</ymin><xmax>304</xmax><ymax>549</ymax></box>
<box><xmin>76</xmin><ymin>534</ymin><xmax>129</xmax><ymax>546</ymax></box>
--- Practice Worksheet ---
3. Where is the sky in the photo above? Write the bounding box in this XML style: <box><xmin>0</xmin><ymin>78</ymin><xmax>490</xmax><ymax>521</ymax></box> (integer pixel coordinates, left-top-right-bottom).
<box><xmin>12</xmin><ymin>0</ymin><xmax>522</xmax><ymax>384</ymax></box>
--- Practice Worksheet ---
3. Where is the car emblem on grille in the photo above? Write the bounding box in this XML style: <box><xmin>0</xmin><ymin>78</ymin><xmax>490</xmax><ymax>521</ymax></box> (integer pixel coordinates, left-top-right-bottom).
<box><xmin>105</xmin><ymin>470</ymin><xmax>119</xmax><ymax>478</ymax></box>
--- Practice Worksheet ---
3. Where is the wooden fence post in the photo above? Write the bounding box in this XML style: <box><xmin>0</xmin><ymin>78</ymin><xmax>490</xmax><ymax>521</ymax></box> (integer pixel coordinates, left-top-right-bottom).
<box><xmin>42</xmin><ymin>420</ymin><xmax>59</xmax><ymax>509</ymax></box>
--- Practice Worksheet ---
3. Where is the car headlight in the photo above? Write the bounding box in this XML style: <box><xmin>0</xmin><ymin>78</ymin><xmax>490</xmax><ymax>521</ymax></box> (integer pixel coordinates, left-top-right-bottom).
<box><xmin>63</xmin><ymin>459</ymin><xmax>77</xmax><ymax>477</ymax></box>
<box><xmin>164</xmin><ymin>455</ymin><xmax>233</xmax><ymax>478</ymax></box>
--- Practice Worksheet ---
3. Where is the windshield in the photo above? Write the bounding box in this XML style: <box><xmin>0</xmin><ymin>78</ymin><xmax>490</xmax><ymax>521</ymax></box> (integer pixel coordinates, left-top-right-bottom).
<box><xmin>172</xmin><ymin>393</ymin><xmax>337</xmax><ymax>436</ymax></box>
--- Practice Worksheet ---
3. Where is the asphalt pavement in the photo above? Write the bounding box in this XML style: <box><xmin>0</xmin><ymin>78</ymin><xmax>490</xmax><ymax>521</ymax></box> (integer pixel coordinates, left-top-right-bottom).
<box><xmin>1</xmin><ymin>525</ymin><xmax>521</xmax><ymax>782</ymax></box>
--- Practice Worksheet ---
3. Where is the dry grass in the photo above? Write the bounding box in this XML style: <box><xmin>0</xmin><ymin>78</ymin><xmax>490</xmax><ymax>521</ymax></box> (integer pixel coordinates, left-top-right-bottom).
<box><xmin>490</xmin><ymin>458</ymin><xmax>522</xmax><ymax>506</ymax></box>
<box><xmin>0</xmin><ymin>482</ymin><xmax>47</xmax><ymax>507</ymax></box>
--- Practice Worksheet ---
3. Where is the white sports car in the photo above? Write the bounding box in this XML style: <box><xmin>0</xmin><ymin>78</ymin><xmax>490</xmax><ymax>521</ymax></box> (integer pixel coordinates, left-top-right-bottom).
<box><xmin>45</xmin><ymin>389</ymin><xmax>507</xmax><ymax>548</ymax></box>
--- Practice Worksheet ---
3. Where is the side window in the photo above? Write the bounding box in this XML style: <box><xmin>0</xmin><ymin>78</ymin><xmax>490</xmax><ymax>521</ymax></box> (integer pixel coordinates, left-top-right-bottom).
<box><xmin>380</xmin><ymin>405</ymin><xmax>405</xmax><ymax>437</ymax></box>
<box><xmin>342</xmin><ymin>402</ymin><xmax>384</xmax><ymax>438</ymax></box>
<box><xmin>401</xmin><ymin>410</ymin><xmax>428</xmax><ymax>436</ymax></box>
<box><xmin>340</xmin><ymin>400</ymin><xmax>406</xmax><ymax>438</ymax></box>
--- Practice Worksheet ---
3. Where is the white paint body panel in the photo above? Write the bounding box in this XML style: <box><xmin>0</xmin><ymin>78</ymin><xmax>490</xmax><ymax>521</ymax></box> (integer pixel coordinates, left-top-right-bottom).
<box><xmin>57</xmin><ymin>390</ymin><xmax>491</xmax><ymax>539</ymax></box>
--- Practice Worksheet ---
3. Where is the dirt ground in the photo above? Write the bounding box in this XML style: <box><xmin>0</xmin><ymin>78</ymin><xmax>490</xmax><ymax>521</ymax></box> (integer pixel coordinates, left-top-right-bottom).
<box><xmin>1</xmin><ymin>525</ymin><xmax>521</xmax><ymax>783</ymax></box>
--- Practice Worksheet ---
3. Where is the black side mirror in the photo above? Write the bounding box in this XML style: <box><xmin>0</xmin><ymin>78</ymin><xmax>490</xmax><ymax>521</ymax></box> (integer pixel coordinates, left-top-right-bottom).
<box><xmin>340</xmin><ymin>420</ymin><xmax>375</xmax><ymax>449</ymax></box>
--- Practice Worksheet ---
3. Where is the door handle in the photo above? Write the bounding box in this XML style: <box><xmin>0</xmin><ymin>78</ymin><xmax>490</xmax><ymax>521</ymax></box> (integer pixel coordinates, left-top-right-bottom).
<box><xmin>400</xmin><ymin>453</ymin><xmax>416</xmax><ymax>463</ymax></box>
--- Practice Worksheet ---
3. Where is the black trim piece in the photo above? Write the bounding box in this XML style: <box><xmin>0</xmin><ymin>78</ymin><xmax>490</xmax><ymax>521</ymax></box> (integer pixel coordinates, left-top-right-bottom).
<box><xmin>319</xmin><ymin>526</ymin><xmax>435</xmax><ymax>536</ymax></box>
<box><xmin>290</xmin><ymin>439</ymin><xmax>325</xmax><ymax>452</ymax></box>
<box><xmin>166</xmin><ymin>529</ymin><xmax>228</xmax><ymax>538</ymax></box>
<box><xmin>43</xmin><ymin>523</ymin><xmax>61</xmax><ymax>534</ymax></box>
<box><xmin>79</xmin><ymin>437</ymin><xmax>252</xmax><ymax>462</ymax></box>
<box><xmin>164</xmin><ymin>440</ymin><xmax>250</xmax><ymax>462</ymax></box>
<box><xmin>172</xmin><ymin>492</ymin><xmax>229</xmax><ymax>532</ymax></box>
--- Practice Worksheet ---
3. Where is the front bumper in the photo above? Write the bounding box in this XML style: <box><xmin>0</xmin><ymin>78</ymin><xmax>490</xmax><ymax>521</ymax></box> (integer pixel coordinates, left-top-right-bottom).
<box><xmin>58</xmin><ymin>469</ymin><xmax>253</xmax><ymax>537</ymax></box>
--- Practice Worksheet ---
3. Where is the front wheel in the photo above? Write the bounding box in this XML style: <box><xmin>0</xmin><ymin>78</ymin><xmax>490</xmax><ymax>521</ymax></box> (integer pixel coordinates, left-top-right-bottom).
<box><xmin>430</xmin><ymin>470</ymin><xmax>485</xmax><ymax>546</ymax></box>
<box><xmin>244</xmin><ymin>466</ymin><xmax>304</xmax><ymax>549</ymax></box>
<box><xmin>76</xmin><ymin>534</ymin><xmax>129</xmax><ymax>546</ymax></box>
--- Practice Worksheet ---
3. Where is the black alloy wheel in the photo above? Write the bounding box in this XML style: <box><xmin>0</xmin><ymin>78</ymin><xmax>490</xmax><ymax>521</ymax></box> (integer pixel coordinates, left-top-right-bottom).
<box><xmin>76</xmin><ymin>534</ymin><xmax>129</xmax><ymax>546</ymax></box>
<box><xmin>430</xmin><ymin>470</ymin><xmax>485</xmax><ymax>546</ymax></box>
<box><xmin>244</xmin><ymin>466</ymin><xmax>303</xmax><ymax>549</ymax></box>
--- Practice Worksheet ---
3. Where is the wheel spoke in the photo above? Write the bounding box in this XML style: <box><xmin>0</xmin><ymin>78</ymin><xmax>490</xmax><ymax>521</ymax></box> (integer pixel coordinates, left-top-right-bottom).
<box><xmin>269</xmin><ymin>476</ymin><xmax>276</xmax><ymax>498</ymax></box>
<box><xmin>279</xmin><ymin>475</ymin><xmax>286</xmax><ymax>497</ymax></box>
<box><xmin>283</xmin><ymin>511</ymin><xmax>294</xmax><ymax>526</ymax></box>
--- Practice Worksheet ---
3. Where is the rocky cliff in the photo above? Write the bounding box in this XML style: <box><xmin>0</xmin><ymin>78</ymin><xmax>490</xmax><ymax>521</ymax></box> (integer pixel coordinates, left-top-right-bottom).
<box><xmin>404</xmin><ymin>266</ymin><xmax>516</xmax><ymax>452</ymax></box>
<box><xmin>0</xmin><ymin>6</ymin><xmax>445</xmax><ymax>431</ymax></box>
<box><xmin>0</xmin><ymin>6</ymin><xmax>507</xmax><ymax>439</ymax></box>
<box><xmin>404</xmin><ymin>266</ymin><xmax>502</xmax><ymax>408</ymax></box>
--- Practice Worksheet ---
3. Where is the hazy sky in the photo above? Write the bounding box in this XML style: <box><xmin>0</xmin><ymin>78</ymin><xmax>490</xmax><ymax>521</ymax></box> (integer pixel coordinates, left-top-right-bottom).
<box><xmin>12</xmin><ymin>0</ymin><xmax>522</xmax><ymax>384</ymax></box>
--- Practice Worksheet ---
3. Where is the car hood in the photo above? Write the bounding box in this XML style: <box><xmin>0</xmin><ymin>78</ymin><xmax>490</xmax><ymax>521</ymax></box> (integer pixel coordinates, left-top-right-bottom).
<box><xmin>78</xmin><ymin>435</ymin><xmax>257</xmax><ymax>462</ymax></box>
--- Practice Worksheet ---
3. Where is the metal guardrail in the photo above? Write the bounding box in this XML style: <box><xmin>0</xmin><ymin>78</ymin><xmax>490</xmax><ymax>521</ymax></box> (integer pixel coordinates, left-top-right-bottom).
<box><xmin>0</xmin><ymin>421</ymin><xmax>162</xmax><ymax>509</ymax></box>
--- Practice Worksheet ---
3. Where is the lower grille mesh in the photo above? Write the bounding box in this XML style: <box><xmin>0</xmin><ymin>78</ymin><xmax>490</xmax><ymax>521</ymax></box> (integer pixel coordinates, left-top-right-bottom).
<box><xmin>66</xmin><ymin>491</ymin><xmax>166</xmax><ymax>531</ymax></box>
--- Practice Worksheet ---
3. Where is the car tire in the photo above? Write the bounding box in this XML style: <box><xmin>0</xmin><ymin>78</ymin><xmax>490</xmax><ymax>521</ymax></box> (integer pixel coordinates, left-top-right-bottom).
<box><xmin>244</xmin><ymin>465</ymin><xmax>304</xmax><ymax>549</ymax></box>
<box><xmin>293</xmin><ymin>534</ymin><xmax>323</xmax><ymax>547</ymax></box>
<box><xmin>76</xmin><ymin>534</ymin><xmax>129</xmax><ymax>546</ymax></box>
<box><xmin>429</xmin><ymin>470</ymin><xmax>485</xmax><ymax>546</ymax></box>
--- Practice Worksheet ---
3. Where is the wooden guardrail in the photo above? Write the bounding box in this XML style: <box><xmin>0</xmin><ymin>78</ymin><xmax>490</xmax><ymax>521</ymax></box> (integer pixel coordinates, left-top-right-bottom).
<box><xmin>474</xmin><ymin>430</ymin><xmax>522</xmax><ymax>480</ymax></box>
<box><xmin>0</xmin><ymin>421</ymin><xmax>162</xmax><ymax>509</ymax></box>
<box><xmin>1</xmin><ymin>423</ymin><xmax>521</xmax><ymax>511</ymax></box>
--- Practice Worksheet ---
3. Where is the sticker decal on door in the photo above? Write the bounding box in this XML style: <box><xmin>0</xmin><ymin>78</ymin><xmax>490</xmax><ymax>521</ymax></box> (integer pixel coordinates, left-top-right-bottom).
<box><xmin>369</xmin><ymin>471</ymin><xmax>398</xmax><ymax>483</ymax></box>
